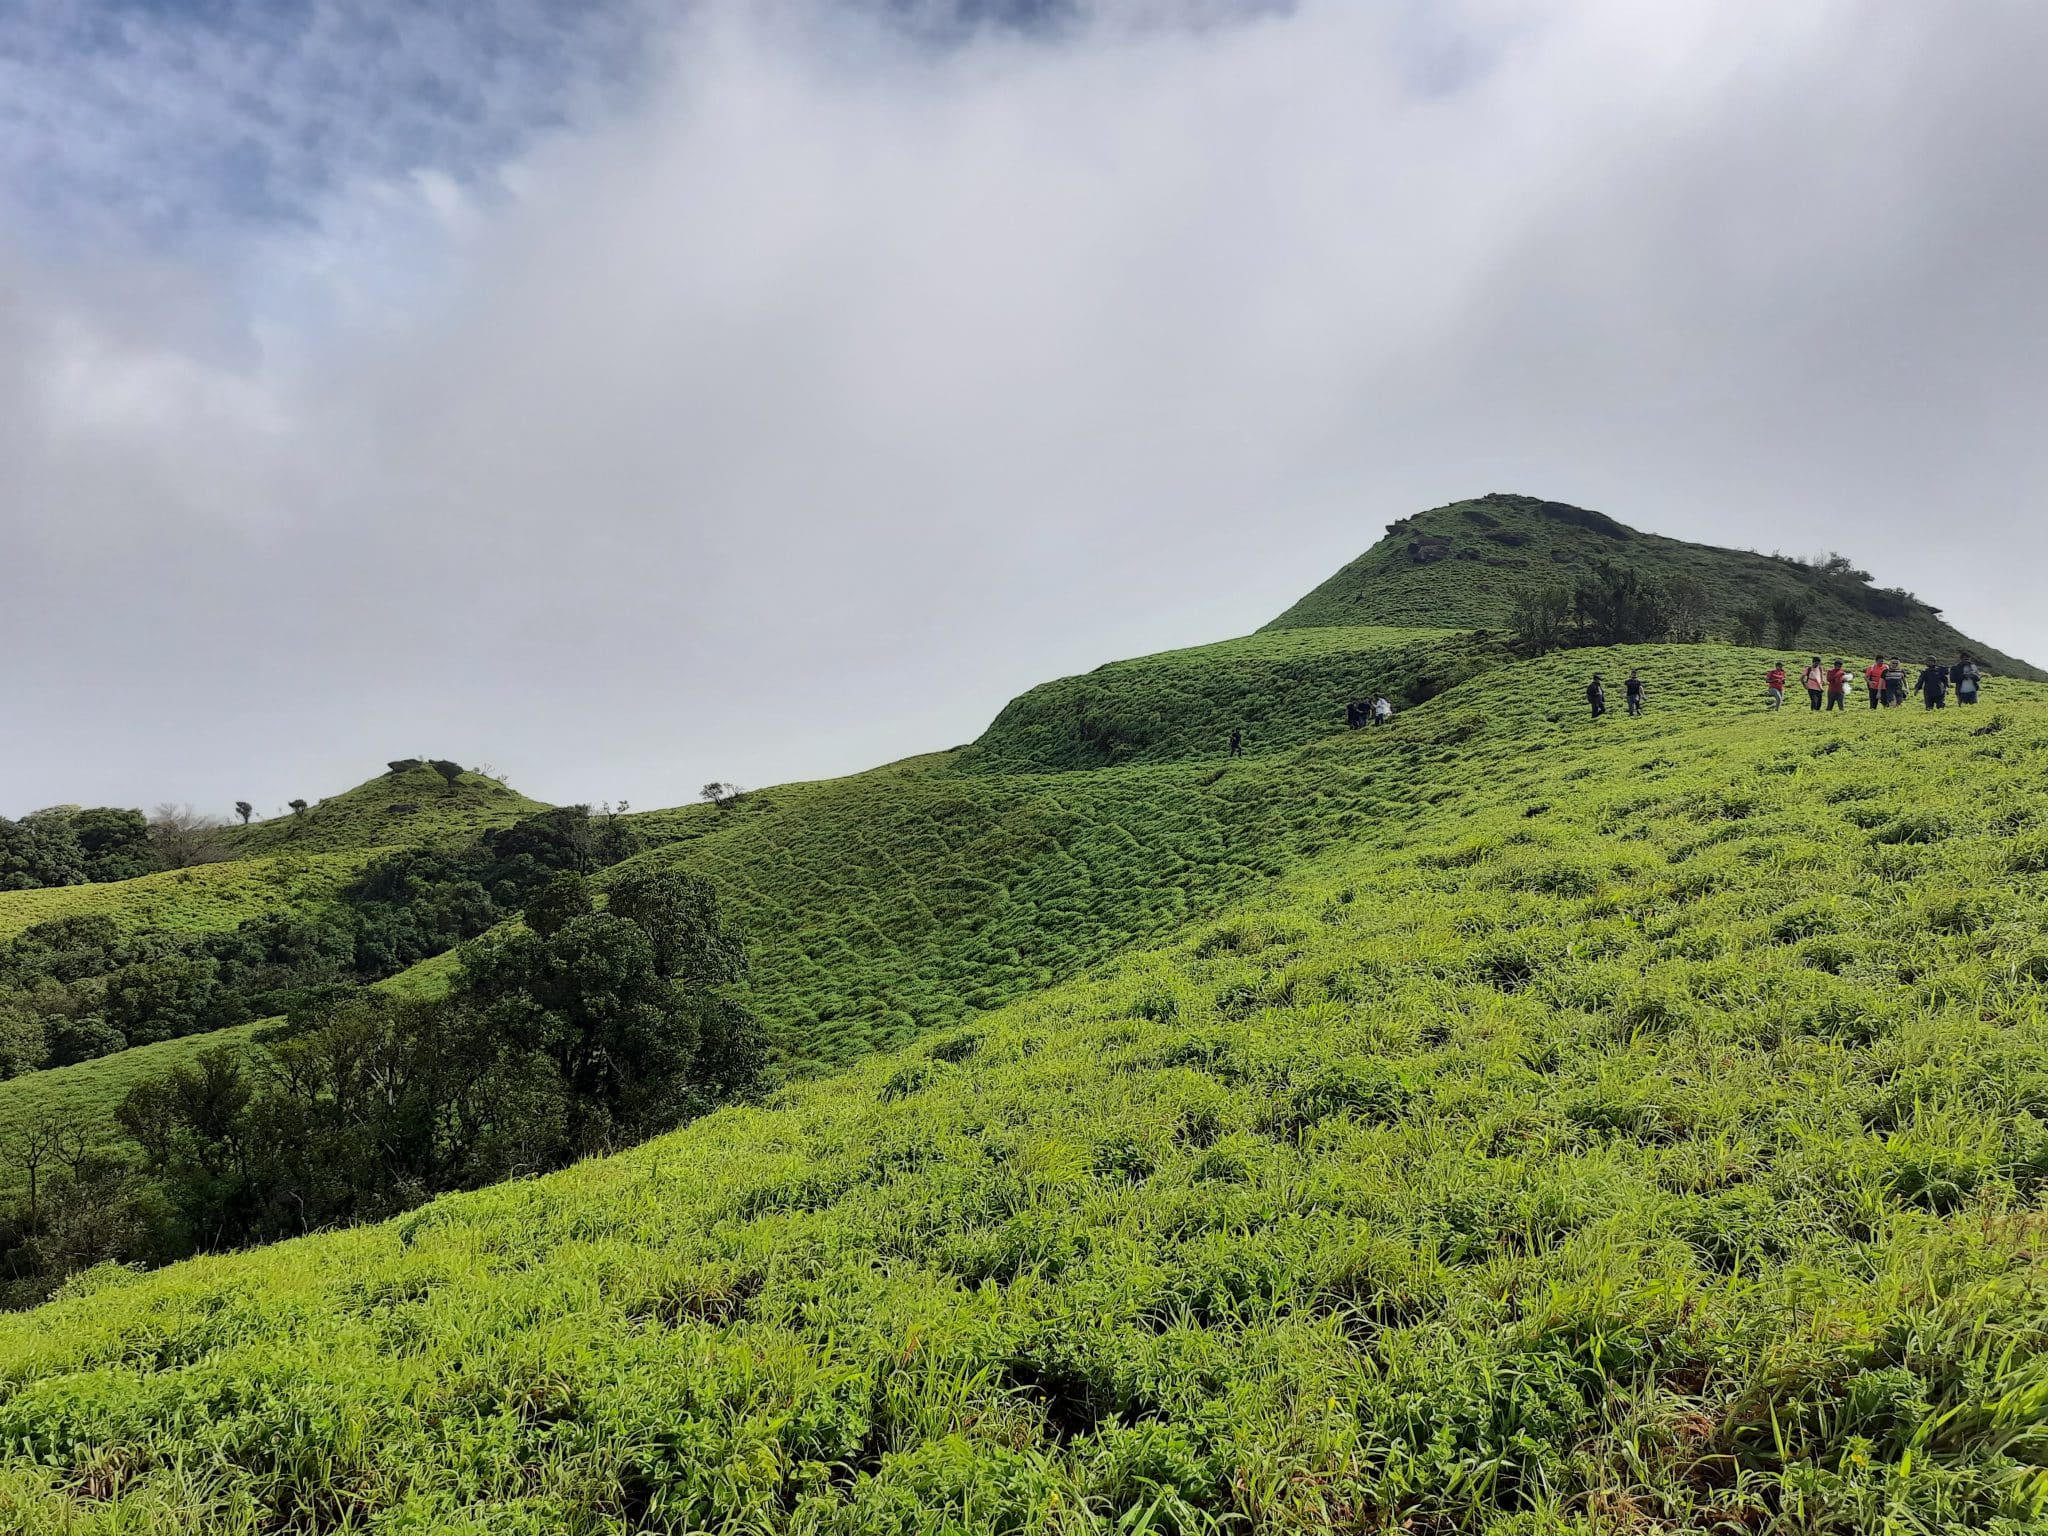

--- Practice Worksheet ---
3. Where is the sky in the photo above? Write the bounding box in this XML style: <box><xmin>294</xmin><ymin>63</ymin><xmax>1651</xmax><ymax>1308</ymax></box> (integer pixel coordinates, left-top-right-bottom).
<box><xmin>4</xmin><ymin>0</ymin><xmax>2047</xmax><ymax>820</ymax></box>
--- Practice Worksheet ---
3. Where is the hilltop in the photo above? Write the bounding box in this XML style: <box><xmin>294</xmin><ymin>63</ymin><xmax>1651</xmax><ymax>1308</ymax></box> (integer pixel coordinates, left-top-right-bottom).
<box><xmin>1270</xmin><ymin>492</ymin><xmax>2042</xmax><ymax>677</ymax></box>
<box><xmin>228</xmin><ymin>760</ymin><xmax>551</xmax><ymax>854</ymax></box>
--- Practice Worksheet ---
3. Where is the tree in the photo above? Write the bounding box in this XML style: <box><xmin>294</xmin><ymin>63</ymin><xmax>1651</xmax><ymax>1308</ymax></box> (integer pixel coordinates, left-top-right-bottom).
<box><xmin>104</xmin><ymin>956</ymin><xmax>230</xmax><ymax>1047</ymax></box>
<box><xmin>234</xmin><ymin>801</ymin><xmax>253</xmax><ymax>826</ymax></box>
<box><xmin>148</xmin><ymin>805</ymin><xmax>230</xmax><ymax>869</ymax></box>
<box><xmin>46</xmin><ymin>1016</ymin><xmax>126</xmax><ymax>1068</ymax></box>
<box><xmin>288</xmin><ymin>799</ymin><xmax>309</xmax><ymax>818</ymax></box>
<box><xmin>430</xmin><ymin>760</ymin><xmax>466</xmax><ymax>795</ymax></box>
<box><xmin>522</xmin><ymin>872</ymin><xmax>594</xmax><ymax>938</ymax></box>
<box><xmin>0</xmin><ymin>1005</ymin><xmax>46</xmax><ymax>1078</ymax></box>
<box><xmin>594</xmin><ymin>802</ymin><xmax>643</xmax><ymax>866</ymax></box>
<box><xmin>70</xmin><ymin>807</ymin><xmax>157</xmax><ymax>882</ymax></box>
<box><xmin>1509</xmin><ymin>586</ymin><xmax>1571</xmax><ymax>656</ymax></box>
<box><xmin>481</xmin><ymin>806</ymin><xmax>598</xmax><ymax>878</ymax></box>
<box><xmin>460</xmin><ymin>868</ymin><xmax>762</xmax><ymax>1148</ymax></box>
<box><xmin>1664</xmin><ymin>577</ymin><xmax>1711</xmax><ymax>644</ymax></box>
<box><xmin>0</xmin><ymin>810</ymin><xmax>86</xmax><ymax>891</ymax></box>
<box><xmin>1569</xmin><ymin>562</ymin><xmax>1671</xmax><ymax>646</ymax></box>
<box><xmin>1733</xmin><ymin>606</ymin><xmax>1771</xmax><ymax>647</ymax></box>
<box><xmin>1770</xmin><ymin>597</ymin><xmax>1811</xmax><ymax>649</ymax></box>
<box><xmin>0</xmin><ymin>1114</ymin><xmax>83</xmax><ymax>1232</ymax></box>
<box><xmin>116</xmin><ymin>1048</ymin><xmax>258</xmax><ymax>1249</ymax></box>
<box><xmin>606</xmin><ymin>866</ymin><xmax>747</xmax><ymax>986</ymax></box>
<box><xmin>700</xmin><ymin>782</ymin><xmax>746</xmax><ymax>811</ymax></box>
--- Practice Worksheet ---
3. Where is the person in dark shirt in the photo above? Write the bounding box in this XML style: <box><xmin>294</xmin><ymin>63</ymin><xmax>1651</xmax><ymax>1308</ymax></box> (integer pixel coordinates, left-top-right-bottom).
<box><xmin>1587</xmin><ymin>674</ymin><xmax>1607</xmax><ymax>720</ymax></box>
<box><xmin>1624</xmin><ymin>669</ymin><xmax>1645</xmax><ymax>717</ymax></box>
<box><xmin>1228</xmin><ymin>728</ymin><xmax>1243</xmax><ymax>757</ymax></box>
<box><xmin>1915</xmin><ymin>661</ymin><xmax>1950</xmax><ymax>709</ymax></box>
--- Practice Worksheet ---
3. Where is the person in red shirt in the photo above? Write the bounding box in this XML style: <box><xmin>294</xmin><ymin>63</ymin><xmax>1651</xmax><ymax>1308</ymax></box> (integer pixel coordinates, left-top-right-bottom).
<box><xmin>1766</xmin><ymin>663</ymin><xmax>1787</xmax><ymax>710</ymax></box>
<box><xmin>1863</xmin><ymin>657</ymin><xmax>1886</xmax><ymax>709</ymax></box>
<box><xmin>1825</xmin><ymin>660</ymin><xmax>1849</xmax><ymax>711</ymax></box>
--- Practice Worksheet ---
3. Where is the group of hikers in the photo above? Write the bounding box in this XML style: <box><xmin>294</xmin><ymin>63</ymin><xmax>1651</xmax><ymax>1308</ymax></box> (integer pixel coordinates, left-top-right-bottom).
<box><xmin>1228</xmin><ymin>648</ymin><xmax>1994</xmax><ymax>752</ymax></box>
<box><xmin>1763</xmin><ymin>655</ymin><xmax>1983</xmax><ymax>712</ymax></box>
<box><xmin>1586</xmin><ymin>653</ymin><xmax>1987</xmax><ymax>720</ymax></box>
<box><xmin>1346</xmin><ymin>696</ymin><xmax>1395</xmax><ymax>730</ymax></box>
<box><xmin>1585</xmin><ymin>670</ymin><xmax>1650</xmax><ymax>720</ymax></box>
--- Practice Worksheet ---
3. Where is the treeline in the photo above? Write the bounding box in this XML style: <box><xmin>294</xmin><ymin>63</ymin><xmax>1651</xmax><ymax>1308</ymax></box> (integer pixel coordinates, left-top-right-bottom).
<box><xmin>1509</xmin><ymin>561</ymin><xmax>1716</xmax><ymax>654</ymax></box>
<box><xmin>1510</xmin><ymin>552</ymin><xmax>1935</xmax><ymax>658</ymax></box>
<box><xmin>0</xmin><ymin>866</ymin><xmax>763</xmax><ymax>1307</ymax></box>
<box><xmin>0</xmin><ymin>805</ymin><xmax>172</xmax><ymax>890</ymax></box>
<box><xmin>0</xmin><ymin>806</ymin><xmax>643</xmax><ymax>1078</ymax></box>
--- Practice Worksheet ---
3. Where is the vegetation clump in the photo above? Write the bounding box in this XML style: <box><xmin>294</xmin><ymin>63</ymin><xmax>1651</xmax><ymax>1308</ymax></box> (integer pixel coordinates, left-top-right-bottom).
<box><xmin>5</xmin><ymin>866</ymin><xmax>760</xmax><ymax>1301</ymax></box>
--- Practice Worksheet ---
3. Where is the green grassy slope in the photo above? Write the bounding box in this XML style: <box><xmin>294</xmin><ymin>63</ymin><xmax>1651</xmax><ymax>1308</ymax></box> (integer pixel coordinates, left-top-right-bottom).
<box><xmin>1268</xmin><ymin>492</ymin><xmax>2042</xmax><ymax>677</ymax></box>
<box><xmin>0</xmin><ymin>851</ymin><xmax>370</xmax><ymax>942</ymax></box>
<box><xmin>603</xmin><ymin>635</ymin><xmax>1520</xmax><ymax>1070</ymax></box>
<box><xmin>956</xmin><ymin>625</ymin><xmax>1496</xmax><ymax>774</ymax></box>
<box><xmin>6</xmin><ymin>667</ymin><xmax>2047</xmax><ymax>1533</ymax></box>
<box><xmin>228</xmin><ymin>763</ymin><xmax>550</xmax><ymax>855</ymax></box>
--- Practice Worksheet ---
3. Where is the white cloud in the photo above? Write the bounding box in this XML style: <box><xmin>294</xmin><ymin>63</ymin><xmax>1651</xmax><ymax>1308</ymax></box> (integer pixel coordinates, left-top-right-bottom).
<box><xmin>4</xmin><ymin>0</ymin><xmax>2046</xmax><ymax>815</ymax></box>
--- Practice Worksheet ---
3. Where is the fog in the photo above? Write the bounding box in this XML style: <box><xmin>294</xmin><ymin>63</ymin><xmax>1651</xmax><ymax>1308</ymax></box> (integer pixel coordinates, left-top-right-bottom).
<box><xmin>5</xmin><ymin>0</ymin><xmax>2045</xmax><ymax>817</ymax></box>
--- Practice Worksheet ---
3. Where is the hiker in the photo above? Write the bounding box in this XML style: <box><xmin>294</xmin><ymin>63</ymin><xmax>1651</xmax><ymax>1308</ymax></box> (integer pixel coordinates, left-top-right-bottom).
<box><xmin>1345</xmin><ymin>699</ymin><xmax>1364</xmax><ymax>730</ymax></box>
<box><xmin>1802</xmin><ymin>656</ymin><xmax>1826</xmax><ymax>711</ymax></box>
<box><xmin>1955</xmin><ymin>656</ymin><xmax>1982</xmax><ymax>705</ymax></box>
<box><xmin>1883</xmin><ymin>657</ymin><xmax>1905</xmax><ymax>707</ymax></box>
<box><xmin>1915</xmin><ymin>660</ymin><xmax>1949</xmax><ymax>709</ymax></box>
<box><xmin>1624</xmin><ymin>669</ymin><xmax>1645</xmax><ymax>717</ymax></box>
<box><xmin>1228</xmin><ymin>728</ymin><xmax>1243</xmax><ymax>758</ymax></box>
<box><xmin>1373</xmin><ymin>695</ymin><xmax>1394</xmax><ymax>726</ymax></box>
<box><xmin>1824</xmin><ymin>659</ymin><xmax>1849</xmax><ymax>712</ymax></box>
<box><xmin>1863</xmin><ymin>657</ymin><xmax>1886</xmax><ymax>710</ymax></box>
<box><xmin>1587</xmin><ymin>674</ymin><xmax>1607</xmax><ymax>720</ymax></box>
<box><xmin>1765</xmin><ymin>662</ymin><xmax>1787</xmax><ymax>710</ymax></box>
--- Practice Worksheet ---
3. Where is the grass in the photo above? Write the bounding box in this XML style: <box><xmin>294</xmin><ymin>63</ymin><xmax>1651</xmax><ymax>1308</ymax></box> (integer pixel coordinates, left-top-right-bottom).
<box><xmin>0</xmin><ymin>852</ymin><xmax>370</xmax><ymax>942</ymax></box>
<box><xmin>1268</xmin><ymin>493</ymin><xmax>2043</xmax><ymax>678</ymax></box>
<box><xmin>227</xmin><ymin>764</ymin><xmax>550</xmax><ymax>855</ymax></box>
<box><xmin>3</xmin><ymin>655</ymin><xmax>2046</xmax><ymax>1531</ymax></box>
<box><xmin>955</xmin><ymin>625</ymin><xmax>1489</xmax><ymax>773</ymax></box>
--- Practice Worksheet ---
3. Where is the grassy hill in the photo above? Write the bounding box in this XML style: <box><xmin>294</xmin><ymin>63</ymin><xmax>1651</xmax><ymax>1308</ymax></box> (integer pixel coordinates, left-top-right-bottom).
<box><xmin>956</xmin><ymin>625</ymin><xmax>1496</xmax><ymax>774</ymax></box>
<box><xmin>228</xmin><ymin>762</ymin><xmax>550</xmax><ymax>855</ymax></box>
<box><xmin>0</xmin><ymin>850</ymin><xmax>369</xmax><ymax>942</ymax></box>
<box><xmin>5</xmin><ymin>660</ymin><xmax>2047</xmax><ymax>1532</ymax></box>
<box><xmin>1269</xmin><ymin>492</ymin><xmax>2042</xmax><ymax>677</ymax></box>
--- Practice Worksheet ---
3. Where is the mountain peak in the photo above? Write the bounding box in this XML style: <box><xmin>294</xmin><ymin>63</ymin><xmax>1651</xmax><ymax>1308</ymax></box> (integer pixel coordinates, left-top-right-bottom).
<box><xmin>1267</xmin><ymin>494</ymin><xmax>2039</xmax><ymax>675</ymax></box>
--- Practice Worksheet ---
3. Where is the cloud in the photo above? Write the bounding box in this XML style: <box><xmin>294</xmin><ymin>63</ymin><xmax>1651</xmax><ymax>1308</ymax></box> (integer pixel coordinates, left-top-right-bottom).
<box><xmin>4</xmin><ymin>0</ymin><xmax>2047</xmax><ymax>816</ymax></box>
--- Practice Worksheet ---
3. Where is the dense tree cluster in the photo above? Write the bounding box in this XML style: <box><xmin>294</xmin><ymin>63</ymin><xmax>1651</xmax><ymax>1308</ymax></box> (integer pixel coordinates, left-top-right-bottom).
<box><xmin>1510</xmin><ymin>562</ymin><xmax>1716</xmax><ymax>655</ymax></box>
<box><xmin>0</xmin><ymin>806</ymin><xmax>645</xmax><ymax>1080</ymax></box>
<box><xmin>0</xmin><ymin>866</ymin><xmax>760</xmax><ymax>1305</ymax></box>
<box><xmin>0</xmin><ymin>803</ymin><xmax>228</xmax><ymax>891</ymax></box>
